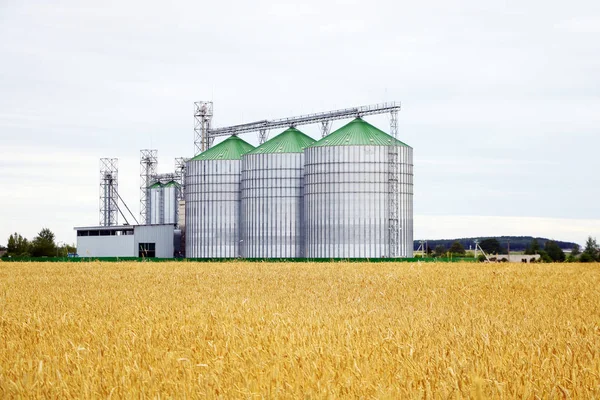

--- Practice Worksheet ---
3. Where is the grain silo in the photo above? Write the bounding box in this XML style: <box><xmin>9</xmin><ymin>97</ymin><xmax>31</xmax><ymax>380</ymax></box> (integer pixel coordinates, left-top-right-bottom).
<box><xmin>185</xmin><ymin>136</ymin><xmax>255</xmax><ymax>258</ymax></box>
<box><xmin>240</xmin><ymin>127</ymin><xmax>315</xmax><ymax>258</ymax></box>
<box><xmin>149</xmin><ymin>182</ymin><xmax>163</xmax><ymax>225</ymax></box>
<box><xmin>304</xmin><ymin>118</ymin><xmax>413</xmax><ymax>258</ymax></box>
<box><xmin>162</xmin><ymin>181</ymin><xmax>179</xmax><ymax>224</ymax></box>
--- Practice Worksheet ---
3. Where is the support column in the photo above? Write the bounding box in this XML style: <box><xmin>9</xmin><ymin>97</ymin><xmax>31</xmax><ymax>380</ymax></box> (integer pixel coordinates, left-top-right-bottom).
<box><xmin>100</xmin><ymin>158</ymin><xmax>119</xmax><ymax>227</ymax></box>
<box><xmin>259</xmin><ymin>128</ymin><xmax>269</xmax><ymax>144</ymax></box>
<box><xmin>388</xmin><ymin>146</ymin><xmax>399</xmax><ymax>257</ymax></box>
<box><xmin>320</xmin><ymin>121</ymin><xmax>332</xmax><ymax>137</ymax></box>
<box><xmin>194</xmin><ymin>101</ymin><xmax>214</xmax><ymax>154</ymax></box>
<box><xmin>140</xmin><ymin>150</ymin><xmax>157</xmax><ymax>225</ymax></box>
<box><xmin>390</xmin><ymin>109</ymin><xmax>398</xmax><ymax>138</ymax></box>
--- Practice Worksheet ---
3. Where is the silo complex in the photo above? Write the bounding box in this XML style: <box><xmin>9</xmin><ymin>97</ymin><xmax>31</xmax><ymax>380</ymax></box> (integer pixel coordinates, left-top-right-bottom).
<box><xmin>241</xmin><ymin>128</ymin><xmax>315</xmax><ymax>258</ymax></box>
<box><xmin>304</xmin><ymin>118</ymin><xmax>413</xmax><ymax>258</ymax></box>
<box><xmin>185</xmin><ymin>136</ymin><xmax>255</xmax><ymax>258</ymax></box>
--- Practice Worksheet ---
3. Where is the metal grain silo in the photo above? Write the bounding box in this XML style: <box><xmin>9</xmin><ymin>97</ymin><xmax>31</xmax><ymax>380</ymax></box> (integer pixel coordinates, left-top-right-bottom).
<box><xmin>304</xmin><ymin>118</ymin><xmax>413</xmax><ymax>258</ymax></box>
<box><xmin>149</xmin><ymin>182</ymin><xmax>163</xmax><ymax>225</ymax></box>
<box><xmin>162</xmin><ymin>181</ymin><xmax>179</xmax><ymax>224</ymax></box>
<box><xmin>241</xmin><ymin>127</ymin><xmax>315</xmax><ymax>258</ymax></box>
<box><xmin>185</xmin><ymin>136</ymin><xmax>255</xmax><ymax>258</ymax></box>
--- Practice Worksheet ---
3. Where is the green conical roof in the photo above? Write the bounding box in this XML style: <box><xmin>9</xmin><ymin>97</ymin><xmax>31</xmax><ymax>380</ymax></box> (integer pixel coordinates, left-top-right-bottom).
<box><xmin>309</xmin><ymin>118</ymin><xmax>410</xmax><ymax>147</ymax></box>
<box><xmin>190</xmin><ymin>135</ymin><xmax>255</xmax><ymax>161</ymax></box>
<box><xmin>246</xmin><ymin>127</ymin><xmax>315</xmax><ymax>155</ymax></box>
<box><xmin>148</xmin><ymin>182</ymin><xmax>162</xmax><ymax>189</ymax></box>
<box><xmin>163</xmin><ymin>180</ymin><xmax>180</xmax><ymax>188</ymax></box>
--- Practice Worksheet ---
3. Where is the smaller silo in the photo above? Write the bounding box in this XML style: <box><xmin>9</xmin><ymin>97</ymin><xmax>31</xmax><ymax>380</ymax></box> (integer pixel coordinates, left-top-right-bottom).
<box><xmin>241</xmin><ymin>127</ymin><xmax>315</xmax><ymax>258</ymax></box>
<box><xmin>162</xmin><ymin>181</ymin><xmax>180</xmax><ymax>224</ymax></box>
<box><xmin>149</xmin><ymin>182</ymin><xmax>163</xmax><ymax>225</ymax></box>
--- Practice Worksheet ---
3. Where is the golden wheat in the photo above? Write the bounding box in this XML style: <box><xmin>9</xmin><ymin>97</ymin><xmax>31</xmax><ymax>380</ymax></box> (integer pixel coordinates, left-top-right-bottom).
<box><xmin>1</xmin><ymin>261</ymin><xmax>599</xmax><ymax>398</ymax></box>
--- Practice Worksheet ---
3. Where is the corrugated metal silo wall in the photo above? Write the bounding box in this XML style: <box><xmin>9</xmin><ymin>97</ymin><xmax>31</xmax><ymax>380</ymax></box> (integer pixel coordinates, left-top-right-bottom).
<box><xmin>240</xmin><ymin>153</ymin><xmax>304</xmax><ymax>258</ymax></box>
<box><xmin>163</xmin><ymin>186</ymin><xmax>177</xmax><ymax>224</ymax></box>
<box><xmin>399</xmin><ymin>146</ymin><xmax>414</xmax><ymax>257</ymax></box>
<box><xmin>304</xmin><ymin>145</ymin><xmax>413</xmax><ymax>258</ymax></box>
<box><xmin>149</xmin><ymin>187</ymin><xmax>162</xmax><ymax>225</ymax></box>
<box><xmin>185</xmin><ymin>159</ymin><xmax>242</xmax><ymax>258</ymax></box>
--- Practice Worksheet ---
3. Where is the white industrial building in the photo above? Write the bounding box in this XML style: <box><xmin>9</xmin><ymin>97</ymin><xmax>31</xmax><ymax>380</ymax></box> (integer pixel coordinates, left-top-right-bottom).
<box><xmin>75</xmin><ymin>224</ymin><xmax>178</xmax><ymax>258</ymax></box>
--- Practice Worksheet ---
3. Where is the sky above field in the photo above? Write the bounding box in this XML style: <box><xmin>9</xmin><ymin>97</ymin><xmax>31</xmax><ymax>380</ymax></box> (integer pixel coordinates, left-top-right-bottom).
<box><xmin>1</xmin><ymin>0</ymin><xmax>599</xmax><ymax>247</ymax></box>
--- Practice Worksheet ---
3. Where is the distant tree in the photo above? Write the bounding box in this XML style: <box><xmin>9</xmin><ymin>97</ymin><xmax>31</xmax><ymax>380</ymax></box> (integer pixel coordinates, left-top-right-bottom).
<box><xmin>6</xmin><ymin>233</ymin><xmax>30</xmax><ymax>256</ymax></box>
<box><xmin>30</xmin><ymin>228</ymin><xmax>56</xmax><ymax>257</ymax></box>
<box><xmin>56</xmin><ymin>243</ymin><xmax>76</xmax><ymax>257</ymax></box>
<box><xmin>537</xmin><ymin>250</ymin><xmax>553</xmax><ymax>263</ymax></box>
<box><xmin>479</xmin><ymin>238</ymin><xmax>503</xmax><ymax>255</ymax></box>
<box><xmin>580</xmin><ymin>253</ymin><xmax>594</xmax><ymax>263</ymax></box>
<box><xmin>581</xmin><ymin>236</ymin><xmax>599</xmax><ymax>262</ymax></box>
<box><xmin>544</xmin><ymin>240</ymin><xmax>566</xmax><ymax>262</ymax></box>
<box><xmin>566</xmin><ymin>244</ymin><xmax>581</xmax><ymax>262</ymax></box>
<box><xmin>525</xmin><ymin>238</ymin><xmax>540</xmax><ymax>255</ymax></box>
<box><xmin>434</xmin><ymin>245</ymin><xmax>446</xmax><ymax>257</ymax></box>
<box><xmin>448</xmin><ymin>241</ymin><xmax>466</xmax><ymax>256</ymax></box>
<box><xmin>570</xmin><ymin>244</ymin><xmax>581</xmax><ymax>257</ymax></box>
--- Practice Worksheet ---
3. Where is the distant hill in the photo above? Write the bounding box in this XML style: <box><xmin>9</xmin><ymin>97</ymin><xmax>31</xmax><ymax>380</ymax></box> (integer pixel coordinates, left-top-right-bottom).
<box><xmin>413</xmin><ymin>236</ymin><xmax>577</xmax><ymax>252</ymax></box>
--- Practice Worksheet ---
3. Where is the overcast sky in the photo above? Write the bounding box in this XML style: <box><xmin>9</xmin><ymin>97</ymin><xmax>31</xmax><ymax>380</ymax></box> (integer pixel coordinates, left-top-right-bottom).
<box><xmin>1</xmin><ymin>0</ymin><xmax>599</xmax><ymax>247</ymax></box>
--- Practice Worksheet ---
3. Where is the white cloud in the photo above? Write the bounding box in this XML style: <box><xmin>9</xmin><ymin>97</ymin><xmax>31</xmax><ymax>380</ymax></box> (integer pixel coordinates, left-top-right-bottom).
<box><xmin>556</xmin><ymin>17</ymin><xmax>600</xmax><ymax>33</ymax></box>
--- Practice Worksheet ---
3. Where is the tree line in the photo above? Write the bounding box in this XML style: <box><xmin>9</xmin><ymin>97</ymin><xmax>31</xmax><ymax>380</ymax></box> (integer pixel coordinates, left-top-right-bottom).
<box><xmin>417</xmin><ymin>236</ymin><xmax>577</xmax><ymax>253</ymax></box>
<box><xmin>421</xmin><ymin>236</ymin><xmax>600</xmax><ymax>263</ymax></box>
<box><xmin>2</xmin><ymin>229</ymin><xmax>75</xmax><ymax>258</ymax></box>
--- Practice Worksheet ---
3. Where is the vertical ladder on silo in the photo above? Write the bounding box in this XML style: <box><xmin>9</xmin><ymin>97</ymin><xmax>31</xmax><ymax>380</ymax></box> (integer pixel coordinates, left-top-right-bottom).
<box><xmin>388</xmin><ymin>109</ymin><xmax>400</xmax><ymax>257</ymax></box>
<box><xmin>159</xmin><ymin>184</ymin><xmax>165</xmax><ymax>225</ymax></box>
<box><xmin>388</xmin><ymin>145</ymin><xmax>400</xmax><ymax>258</ymax></box>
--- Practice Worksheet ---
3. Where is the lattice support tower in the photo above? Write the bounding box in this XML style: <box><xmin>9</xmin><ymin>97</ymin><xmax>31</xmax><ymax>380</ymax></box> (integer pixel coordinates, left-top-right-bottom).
<box><xmin>320</xmin><ymin>121</ymin><xmax>332</xmax><ymax>137</ymax></box>
<box><xmin>390</xmin><ymin>109</ymin><xmax>399</xmax><ymax>138</ymax></box>
<box><xmin>194</xmin><ymin>101</ymin><xmax>214</xmax><ymax>155</ymax></box>
<box><xmin>140</xmin><ymin>149</ymin><xmax>158</xmax><ymax>225</ymax></box>
<box><xmin>174</xmin><ymin>157</ymin><xmax>188</xmax><ymax>198</ymax></box>
<box><xmin>388</xmin><ymin>145</ymin><xmax>400</xmax><ymax>257</ymax></box>
<box><xmin>258</xmin><ymin>128</ymin><xmax>269</xmax><ymax>144</ymax></box>
<box><xmin>388</xmin><ymin>108</ymin><xmax>401</xmax><ymax>255</ymax></box>
<box><xmin>99</xmin><ymin>158</ymin><xmax>119</xmax><ymax>227</ymax></box>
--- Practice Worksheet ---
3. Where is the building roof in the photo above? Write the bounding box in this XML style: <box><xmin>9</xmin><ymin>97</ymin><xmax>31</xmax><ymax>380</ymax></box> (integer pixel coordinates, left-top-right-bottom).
<box><xmin>74</xmin><ymin>224</ymin><xmax>175</xmax><ymax>231</ymax></box>
<box><xmin>190</xmin><ymin>135</ymin><xmax>255</xmax><ymax>161</ymax></box>
<box><xmin>309</xmin><ymin>118</ymin><xmax>410</xmax><ymax>147</ymax></box>
<box><xmin>149</xmin><ymin>182</ymin><xmax>163</xmax><ymax>189</ymax></box>
<box><xmin>74</xmin><ymin>225</ymin><xmax>134</xmax><ymax>231</ymax></box>
<box><xmin>246</xmin><ymin>127</ymin><xmax>315</xmax><ymax>155</ymax></box>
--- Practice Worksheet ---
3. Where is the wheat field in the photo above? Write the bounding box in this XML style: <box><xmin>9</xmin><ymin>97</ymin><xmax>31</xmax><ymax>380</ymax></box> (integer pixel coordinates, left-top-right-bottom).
<box><xmin>1</xmin><ymin>261</ymin><xmax>599</xmax><ymax>398</ymax></box>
